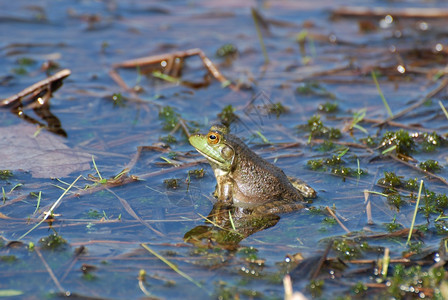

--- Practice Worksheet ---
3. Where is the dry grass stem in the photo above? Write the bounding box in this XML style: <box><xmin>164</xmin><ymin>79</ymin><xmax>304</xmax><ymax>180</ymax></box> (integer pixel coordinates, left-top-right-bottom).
<box><xmin>325</xmin><ymin>206</ymin><xmax>351</xmax><ymax>234</ymax></box>
<box><xmin>35</xmin><ymin>247</ymin><xmax>65</xmax><ymax>294</ymax></box>
<box><xmin>107</xmin><ymin>188</ymin><xmax>164</xmax><ymax>237</ymax></box>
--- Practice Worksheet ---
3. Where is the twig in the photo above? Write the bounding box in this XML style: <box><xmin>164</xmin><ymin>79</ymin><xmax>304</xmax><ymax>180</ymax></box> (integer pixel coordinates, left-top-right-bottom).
<box><xmin>60</xmin><ymin>246</ymin><xmax>86</xmax><ymax>282</ymax></box>
<box><xmin>35</xmin><ymin>247</ymin><xmax>65</xmax><ymax>294</ymax></box>
<box><xmin>391</xmin><ymin>77</ymin><xmax>448</xmax><ymax>121</ymax></box>
<box><xmin>112</xmin><ymin>48</ymin><xmax>237</xmax><ymax>91</ymax></box>
<box><xmin>388</xmin><ymin>155</ymin><xmax>448</xmax><ymax>186</ymax></box>
<box><xmin>332</xmin><ymin>6</ymin><xmax>448</xmax><ymax>18</ymax></box>
<box><xmin>325</xmin><ymin>206</ymin><xmax>351</xmax><ymax>234</ymax></box>
<box><xmin>106</xmin><ymin>188</ymin><xmax>164</xmax><ymax>237</ymax></box>
<box><xmin>310</xmin><ymin>240</ymin><xmax>334</xmax><ymax>281</ymax></box>
<box><xmin>0</xmin><ymin>69</ymin><xmax>71</xmax><ymax>107</ymax></box>
<box><xmin>364</xmin><ymin>190</ymin><xmax>373</xmax><ymax>225</ymax></box>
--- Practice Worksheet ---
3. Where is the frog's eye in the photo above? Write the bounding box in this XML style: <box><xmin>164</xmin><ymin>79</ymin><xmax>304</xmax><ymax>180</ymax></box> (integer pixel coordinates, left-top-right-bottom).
<box><xmin>207</xmin><ymin>132</ymin><xmax>220</xmax><ymax>144</ymax></box>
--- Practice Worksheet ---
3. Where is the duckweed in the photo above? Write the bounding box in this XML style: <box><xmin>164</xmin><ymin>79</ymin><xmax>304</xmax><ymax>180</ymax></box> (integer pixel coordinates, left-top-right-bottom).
<box><xmin>159</xmin><ymin>106</ymin><xmax>180</xmax><ymax>130</ymax></box>
<box><xmin>380</xmin><ymin>129</ymin><xmax>414</xmax><ymax>155</ymax></box>
<box><xmin>266</xmin><ymin>102</ymin><xmax>287</xmax><ymax>118</ymax></box>
<box><xmin>307</xmin><ymin>279</ymin><xmax>324</xmax><ymax>298</ymax></box>
<box><xmin>434</xmin><ymin>220</ymin><xmax>448</xmax><ymax>234</ymax></box>
<box><xmin>164</xmin><ymin>178</ymin><xmax>180</xmax><ymax>189</ymax></box>
<box><xmin>218</xmin><ymin>104</ymin><xmax>237</xmax><ymax>126</ymax></box>
<box><xmin>419</xmin><ymin>159</ymin><xmax>442</xmax><ymax>172</ymax></box>
<box><xmin>404</xmin><ymin>177</ymin><xmax>419</xmax><ymax>191</ymax></box>
<box><xmin>317</xmin><ymin>101</ymin><xmax>338</xmax><ymax>113</ymax></box>
<box><xmin>384</xmin><ymin>217</ymin><xmax>404</xmax><ymax>232</ymax></box>
<box><xmin>296</xmin><ymin>82</ymin><xmax>336</xmax><ymax>99</ymax></box>
<box><xmin>308</xmin><ymin>155</ymin><xmax>366</xmax><ymax>178</ymax></box>
<box><xmin>188</xmin><ymin>168</ymin><xmax>205</xmax><ymax>179</ymax></box>
<box><xmin>160</xmin><ymin>134</ymin><xmax>177</xmax><ymax>144</ymax></box>
<box><xmin>360</xmin><ymin>135</ymin><xmax>377</xmax><ymax>147</ymax></box>
<box><xmin>0</xmin><ymin>170</ymin><xmax>12</xmax><ymax>180</ymax></box>
<box><xmin>387</xmin><ymin>193</ymin><xmax>404</xmax><ymax>209</ymax></box>
<box><xmin>420</xmin><ymin>132</ymin><xmax>442</xmax><ymax>152</ymax></box>
<box><xmin>39</xmin><ymin>233</ymin><xmax>68</xmax><ymax>251</ymax></box>
<box><xmin>333</xmin><ymin>239</ymin><xmax>363</xmax><ymax>260</ymax></box>
<box><xmin>377</xmin><ymin>171</ymin><xmax>403</xmax><ymax>188</ymax></box>
<box><xmin>111</xmin><ymin>93</ymin><xmax>125</xmax><ymax>107</ymax></box>
<box><xmin>0</xmin><ymin>255</ymin><xmax>17</xmax><ymax>263</ymax></box>
<box><xmin>351</xmin><ymin>282</ymin><xmax>368</xmax><ymax>295</ymax></box>
<box><xmin>304</xmin><ymin>115</ymin><xmax>341</xmax><ymax>139</ymax></box>
<box><xmin>216</xmin><ymin>44</ymin><xmax>238</xmax><ymax>58</ymax></box>
<box><xmin>386</xmin><ymin>264</ymin><xmax>445</xmax><ymax>299</ymax></box>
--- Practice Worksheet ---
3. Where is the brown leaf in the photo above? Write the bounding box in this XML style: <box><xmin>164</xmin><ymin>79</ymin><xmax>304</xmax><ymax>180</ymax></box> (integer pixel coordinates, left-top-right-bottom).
<box><xmin>0</xmin><ymin>123</ymin><xmax>91</xmax><ymax>178</ymax></box>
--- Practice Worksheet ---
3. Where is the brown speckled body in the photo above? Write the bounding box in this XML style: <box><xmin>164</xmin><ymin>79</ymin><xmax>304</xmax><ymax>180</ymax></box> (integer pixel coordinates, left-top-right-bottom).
<box><xmin>189</xmin><ymin>125</ymin><xmax>315</xmax><ymax>214</ymax></box>
<box><xmin>224</xmin><ymin>134</ymin><xmax>302</xmax><ymax>206</ymax></box>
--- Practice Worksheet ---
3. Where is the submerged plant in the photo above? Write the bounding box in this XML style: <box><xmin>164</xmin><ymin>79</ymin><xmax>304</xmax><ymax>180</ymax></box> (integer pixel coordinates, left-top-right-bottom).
<box><xmin>164</xmin><ymin>178</ymin><xmax>180</xmax><ymax>189</ymax></box>
<box><xmin>307</xmin><ymin>155</ymin><xmax>366</xmax><ymax>179</ymax></box>
<box><xmin>380</xmin><ymin>129</ymin><xmax>414</xmax><ymax>155</ymax></box>
<box><xmin>39</xmin><ymin>233</ymin><xmax>68</xmax><ymax>251</ymax></box>
<box><xmin>216</xmin><ymin>44</ymin><xmax>238</xmax><ymax>58</ymax></box>
<box><xmin>218</xmin><ymin>104</ymin><xmax>238</xmax><ymax>126</ymax></box>
<box><xmin>377</xmin><ymin>171</ymin><xmax>403</xmax><ymax>189</ymax></box>
<box><xmin>317</xmin><ymin>101</ymin><xmax>338</xmax><ymax>113</ymax></box>
<box><xmin>266</xmin><ymin>102</ymin><xmax>287</xmax><ymax>118</ymax></box>
<box><xmin>159</xmin><ymin>106</ymin><xmax>180</xmax><ymax>130</ymax></box>
<box><xmin>0</xmin><ymin>170</ymin><xmax>13</xmax><ymax>180</ymax></box>
<box><xmin>296</xmin><ymin>82</ymin><xmax>336</xmax><ymax>99</ymax></box>
<box><xmin>303</xmin><ymin>114</ymin><xmax>341</xmax><ymax>140</ymax></box>
<box><xmin>419</xmin><ymin>160</ymin><xmax>442</xmax><ymax>172</ymax></box>
<box><xmin>386</xmin><ymin>264</ymin><xmax>445</xmax><ymax>299</ymax></box>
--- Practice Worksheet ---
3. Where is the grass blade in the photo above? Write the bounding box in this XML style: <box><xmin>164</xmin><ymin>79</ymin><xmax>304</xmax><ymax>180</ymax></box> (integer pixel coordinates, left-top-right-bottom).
<box><xmin>18</xmin><ymin>175</ymin><xmax>82</xmax><ymax>240</ymax></box>
<box><xmin>92</xmin><ymin>155</ymin><xmax>103</xmax><ymax>181</ymax></box>
<box><xmin>439</xmin><ymin>100</ymin><xmax>448</xmax><ymax>120</ymax></box>
<box><xmin>407</xmin><ymin>180</ymin><xmax>424</xmax><ymax>245</ymax></box>
<box><xmin>141</xmin><ymin>243</ymin><xmax>202</xmax><ymax>288</ymax></box>
<box><xmin>371</xmin><ymin>71</ymin><xmax>393</xmax><ymax>118</ymax></box>
<box><xmin>251</xmin><ymin>8</ymin><xmax>269</xmax><ymax>64</ymax></box>
<box><xmin>33</xmin><ymin>191</ymin><xmax>41</xmax><ymax>215</ymax></box>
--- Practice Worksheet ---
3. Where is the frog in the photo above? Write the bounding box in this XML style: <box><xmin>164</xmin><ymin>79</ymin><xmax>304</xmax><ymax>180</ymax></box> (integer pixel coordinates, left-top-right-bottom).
<box><xmin>189</xmin><ymin>125</ymin><xmax>316</xmax><ymax>215</ymax></box>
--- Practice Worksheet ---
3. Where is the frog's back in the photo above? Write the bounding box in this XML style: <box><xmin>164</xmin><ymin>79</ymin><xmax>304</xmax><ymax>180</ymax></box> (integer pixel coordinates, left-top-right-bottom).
<box><xmin>226</xmin><ymin>134</ymin><xmax>302</xmax><ymax>205</ymax></box>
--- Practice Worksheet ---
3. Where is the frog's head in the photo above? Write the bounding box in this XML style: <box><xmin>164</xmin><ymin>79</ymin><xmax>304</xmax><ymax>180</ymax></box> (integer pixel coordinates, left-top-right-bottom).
<box><xmin>189</xmin><ymin>125</ymin><xmax>234</xmax><ymax>171</ymax></box>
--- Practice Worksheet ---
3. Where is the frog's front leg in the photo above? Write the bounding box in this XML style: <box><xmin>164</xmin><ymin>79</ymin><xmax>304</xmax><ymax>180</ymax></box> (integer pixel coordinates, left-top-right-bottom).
<box><xmin>251</xmin><ymin>200</ymin><xmax>305</xmax><ymax>215</ymax></box>
<box><xmin>213</xmin><ymin>176</ymin><xmax>234</xmax><ymax>204</ymax></box>
<box><xmin>288</xmin><ymin>176</ymin><xmax>317</xmax><ymax>199</ymax></box>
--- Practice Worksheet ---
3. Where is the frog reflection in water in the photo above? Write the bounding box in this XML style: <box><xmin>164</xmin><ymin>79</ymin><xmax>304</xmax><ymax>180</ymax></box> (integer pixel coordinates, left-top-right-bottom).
<box><xmin>189</xmin><ymin>125</ymin><xmax>316</xmax><ymax>216</ymax></box>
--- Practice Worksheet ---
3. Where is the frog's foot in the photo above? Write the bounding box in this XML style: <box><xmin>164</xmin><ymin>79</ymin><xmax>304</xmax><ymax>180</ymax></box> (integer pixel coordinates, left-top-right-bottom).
<box><xmin>251</xmin><ymin>201</ymin><xmax>305</xmax><ymax>215</ymax></box>
<box><xmin>288</xmin><ymin>176</ymin><xmax>317</xmax><ymax>199</ymax></box>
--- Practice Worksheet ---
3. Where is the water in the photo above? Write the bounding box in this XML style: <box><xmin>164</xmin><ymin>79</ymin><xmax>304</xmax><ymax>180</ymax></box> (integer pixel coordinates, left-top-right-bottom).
<box><xmin>0</xmin><ymin>1</ymin><xmax>447</xmax><ymax>299</ymax></box>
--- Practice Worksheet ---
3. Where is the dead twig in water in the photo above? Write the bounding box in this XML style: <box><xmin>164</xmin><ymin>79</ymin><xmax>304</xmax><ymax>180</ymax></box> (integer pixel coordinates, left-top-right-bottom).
<box><xmin>111</xmin><ymin>48</ymin><xmax>237</xmax><ymax>91</ymax></box>
<box><xmin>35</xmin><ymin>247</ymin><xmax>66</xmax><ymax>294</ymax></box>
<box><xmin>389</xmin><ymin>77</ymin><xmax>448</xmax><ymax>122</ymax></box>
<box><xmin>310</xmin><ymin>240</ymin><xmax>334</xmax><ymax>281</ymax></box>
<box><xmin>106</xmin><ymin>188</ymin><xmax>164</xmax><ymax>237</ymax></box>
<box><xmin>0</xmin><ymin>69</ymin><xmax>71</xmax><ymax>108</ymax></box>
<box><xmin>388</xmin><ymin>155</ymin><xmax>448</xmax><ymax>186</ymax></box>
<box><xmin>333</xmin><ymin>6</ymin><xmax>448</xmax><ymax>18</ymax></box>
<box><xmin>325</xmin><ymin>206</ymin><xmax>351</xmax><ymax>234</ymax></box>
